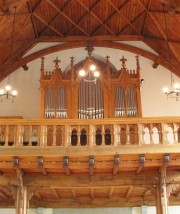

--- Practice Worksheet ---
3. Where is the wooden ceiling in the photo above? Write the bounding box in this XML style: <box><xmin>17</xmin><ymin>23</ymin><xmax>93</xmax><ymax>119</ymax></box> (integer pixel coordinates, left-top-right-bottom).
<box><xmin>0</xmin><ymin>0</ymin><xmax>180</xmax><ymax>80</ymax></box>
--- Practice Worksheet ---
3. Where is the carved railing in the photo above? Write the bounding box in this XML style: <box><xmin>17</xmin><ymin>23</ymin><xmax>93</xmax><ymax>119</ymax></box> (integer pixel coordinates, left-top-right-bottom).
<box><xmin>0</xmin><ymin>117</ymin><xmax>179</xmax><ymax>148</ymax></box>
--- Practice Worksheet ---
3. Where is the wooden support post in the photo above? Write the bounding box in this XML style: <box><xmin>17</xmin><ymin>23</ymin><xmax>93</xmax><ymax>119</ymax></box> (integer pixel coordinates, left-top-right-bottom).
<box><xmin>156</xmin><ymin>166</ymin><xmax>169</xmax><ymax>214</ymax></box>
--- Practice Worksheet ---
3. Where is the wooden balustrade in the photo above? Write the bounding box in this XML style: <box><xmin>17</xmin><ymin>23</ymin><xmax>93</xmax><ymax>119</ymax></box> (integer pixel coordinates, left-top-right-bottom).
<box><xmin>0</xmin><ymin>117</ymin><xmax>179</xmax><ymax>148</ymax></box>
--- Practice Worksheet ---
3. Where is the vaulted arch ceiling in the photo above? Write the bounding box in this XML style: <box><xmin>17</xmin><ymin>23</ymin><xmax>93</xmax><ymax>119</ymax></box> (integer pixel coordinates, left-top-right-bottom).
<box><xmin>0</xmin><ymin>0</ymin><xmax>179</xmax><ymax>81</ymax></box>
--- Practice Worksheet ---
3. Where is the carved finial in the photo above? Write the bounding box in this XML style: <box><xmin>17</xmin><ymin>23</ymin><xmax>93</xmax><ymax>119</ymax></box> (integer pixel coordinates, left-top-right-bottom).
<box><xmin>106</xmin><ymin>55</ymin><xmax>110</xmax><ymax>64</ymax></box>
<box><xmin>136</xmin><ymin>55</ymin><xmax>140</xmax><ymax>70</ymax></box>
<box><xmin>153</xmin><ymin>62</ymin><xmax>159</xmax><ymax>69</ymax></box>
<box><xmin>40</xmin><ymin>57</ymin><xmax>45</xmax><ymax>79</ymax></box>
<box><xmin>53</xmin><ymin>57</ymin><xmax>61</xmax><ymax>68</ymax></box>
<box><xmin>85</xmin><ymin>45</ymin><xmax>94</xmax><ymax>57</ymax></box>
<box><xmin>70</xmin><ymin>56</ymin><xmax>75</xmax><ymax>67</ymax></box>
<box><xmin>41</xmin><ymin>57</ymin><xmax>45</xmax><ymax>71</ymax></box>
<box><xmin>120</xmin><ymin>56</ymin><xmax>127</xmax><ymax>68</ymax></box>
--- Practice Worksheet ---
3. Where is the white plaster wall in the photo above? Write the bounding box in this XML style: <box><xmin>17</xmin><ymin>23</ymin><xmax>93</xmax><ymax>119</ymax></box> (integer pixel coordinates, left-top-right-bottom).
<box><xmin>53</xmin><ymin>208</ymin><xmax>131</xmax><ymax>214</ymax></box>
<box><xmin>0</xmin><ymin>46</ymin><xmax>179</xmax><ymax>118</ymax></box>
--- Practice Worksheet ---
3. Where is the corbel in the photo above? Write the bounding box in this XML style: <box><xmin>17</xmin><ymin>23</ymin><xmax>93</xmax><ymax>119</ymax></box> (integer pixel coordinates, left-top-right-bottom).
<box><xmin>136</xmin><ymin>154</ymin><xmax>145</xmax><ymax>174</ymax></box>
<box><xmin>163</xmin><ymin>154</ymin><xmax>170</xmax><ymax>166</ymax></box>
<box><xmin>37</xmin><ymin>156</ymin><xmax>47</xmax><ymax>175</ymax></box>
<box><xmin>63</xmin><ymin>156</ymin><xmax>70</xmax><ymax>176</ymax></box>
<box><xmin>89</xmin><ymin>156</ymin><xmax>94</xmax><ymax>176</ymax></box>
<box><xmin>113</xmin><ymin>154</ymin><xmax>119</xmax><ymax>175</ymax></box>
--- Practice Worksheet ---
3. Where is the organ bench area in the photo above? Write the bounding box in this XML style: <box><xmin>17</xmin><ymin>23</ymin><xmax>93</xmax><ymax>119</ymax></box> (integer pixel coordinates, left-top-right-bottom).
<box><xmin>39</xmin><ymin>51</ymin><xmax>142</xmax><ymax>119</ymax></box>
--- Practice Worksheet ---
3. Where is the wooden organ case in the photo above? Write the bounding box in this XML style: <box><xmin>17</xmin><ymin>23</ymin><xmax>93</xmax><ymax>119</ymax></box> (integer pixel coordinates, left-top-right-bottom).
<box><xmin>40</xmin><ymin>50</ymin><xmax>142</xmax><ymax>119</ymax></box>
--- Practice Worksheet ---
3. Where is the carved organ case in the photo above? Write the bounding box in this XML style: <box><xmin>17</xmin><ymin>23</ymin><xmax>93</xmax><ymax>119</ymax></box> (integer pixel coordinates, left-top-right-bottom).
<box><xmin>40</xmin><ymin>51</ymin><xmax>142</xmax><ymax>119</ymax></box>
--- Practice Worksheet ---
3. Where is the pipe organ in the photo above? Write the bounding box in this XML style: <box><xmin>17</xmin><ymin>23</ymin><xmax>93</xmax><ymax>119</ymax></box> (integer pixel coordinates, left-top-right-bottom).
<box><xmin>40</xmin><ymin>51</ymin><xmax>142</xmax><ymax>119</ymax></box>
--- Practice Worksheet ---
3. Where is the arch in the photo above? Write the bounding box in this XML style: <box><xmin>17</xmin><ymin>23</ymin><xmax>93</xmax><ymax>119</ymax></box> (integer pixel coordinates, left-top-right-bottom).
<box><xmin>0</xmin><ymin>125</ymin><xmax>6</xmax><ymax>146</ymax></box>
<box><xmin>47</xmin><ymin>126</ymin><xmax>53</xmax><ymax>146</ymax></box>
<box><xmin>105</xmin><ymin>128</ymin><xmax>111</xmax><ymax>145</ymax></box>
<box><xmin>23</xmin><ymin>126</ymin><xmax>30</xmax><ymax>146</ymax></box>
<box><xmin>129</xmin><ymin>126</ymin><xmax>138</xmax><ymax>145</ymax></box>
<box><xmin>2</xmin><ymin>40</ymin><xmax>179</xmax><ymax>81</ymax></box>
<box><xmin>96</xmin><ymin>128</ymin><xmax>102</xmax><ymax>146</ymax></box>
<box><xmin>71</xmin><ymin>129</ymin><xmax>78</xmax><ymax>146</ymax></box>
<box><xmin>80</xmin><ymin>128</ymin><xmax>87</xmax><ymax>146</ymax></box>
<box><xmin>120</xmin><ymin>127</ymin><xmax>126</xmax><ymax>145</ymax></box>
<box><xmin>56</xmin><ymin>126</ymin><xmax>62</xmax><ymax>146</ymax></box>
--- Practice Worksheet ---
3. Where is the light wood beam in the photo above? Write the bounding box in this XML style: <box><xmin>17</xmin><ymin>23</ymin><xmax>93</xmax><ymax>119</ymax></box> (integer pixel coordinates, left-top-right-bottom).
<box><xmin>90</xmin><ymin>188</ymin><xmax>94</xmax><ymax>199</ymax></box>
<box><xmin>51</xmin><ymin>188</ymin><xmax>60</xmax><ymax>200</ymax></box>
<box><xmin>23</xmin><ymin>171</ymin><xmax>159</xmax><ymax>187</ymax></box>
<box><xmin>0</xmin><ymin>191</ymin><xmax>8</xmax><ymax>200</ymax></box>
<box><xmin>71</xmin><ymin>189</ymin><xmax>76</xmax><ymax>200</ymax></box>
<box><xmin>108</xmin><ymin>187</ymin><xmax>114</xmax><ymax>198</ymax></box>
<box><xmin>126</xmin><ymin>186</ymin><xmax>133</xmax><ymax>199</ymax></box>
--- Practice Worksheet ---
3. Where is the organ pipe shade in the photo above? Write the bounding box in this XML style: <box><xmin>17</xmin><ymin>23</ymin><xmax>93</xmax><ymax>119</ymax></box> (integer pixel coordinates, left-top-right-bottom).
<box><xmin>44</xmin><ymin>87</ymin><xmax>67</xmax><ymax>118</ymax></box>
<box><xmin>78</xmin><ymin>79</ymin><xmax>104</xmax><ymax>119</ymax></box>
<box><xmin>114</xmin><ymin>86</ymin><xmax>126</xmax><ymax>117</ymax></box>
<box><xmin>126</xmin><ymin>85</ymin><xmax>137</xmax><ymax>117</ymax></box>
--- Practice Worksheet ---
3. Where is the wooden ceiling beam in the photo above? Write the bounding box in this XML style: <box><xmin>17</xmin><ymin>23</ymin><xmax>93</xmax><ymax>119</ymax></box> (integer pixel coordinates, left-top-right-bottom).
<box><xmin>92</xmin><ymin>0</ymin><xmax>130</xmax><ymax>36</ymax></box>
<box><xmin>108</xmin><ymin>0</ymin><xmax>141</xmax><ymax>36</ymax></box>
<box><xmin>27</xmin><ymin>1</ymin><xmax>39</xmax><ymax>39</ymax></box>
<box><xmin>1</xmin><ymin>39</ymin><xmax>179</xmax><ymax>81</ymax></box>
<box><xmin>117</xmin><ymin>10</ymin><xmax>146</xmax><ymax>36</ymax></box>
<box><xmin>76</xmin><ymin>0</ymin><xmax>115</xmax><ymax>36</ymax></box>
<box><xmin>0</xmin><ymin>1</ymin><xmax>9</xmax><ymax>14</ymax></box>
<box><xmin>39</xmin><ymin>0</ymin><xmax>73</xmax><ymax>37</ymax></box>
<box><xmin>137</xmin><ymin>0</ymin><xmax>179</xmax><ymax>62</ymax></box>
<box><xmin>46</xmin><ymin>0</ymin><xmax>89</xmax><ymax>37</ymax></box>
<box><xmin>32</xmin><ymin>13</ymin><xmax>63</xmax><ymax>37</ymax></box>
<box><xmin>143</xmin><ymin>0</ymin><xmax>152</xmax><ymax>36</ymax></box>
<box><xmin>65</xmin><ymin>0</ymin><xmax>100</xmax><ymax>36</ymax></box>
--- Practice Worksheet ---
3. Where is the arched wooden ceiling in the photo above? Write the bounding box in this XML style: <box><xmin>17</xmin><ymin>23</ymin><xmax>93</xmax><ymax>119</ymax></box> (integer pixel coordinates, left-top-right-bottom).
<box><xmin>0</xmin><ymin>0</ymin><xmax>180</xmax><ymax>81</ymax></box>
